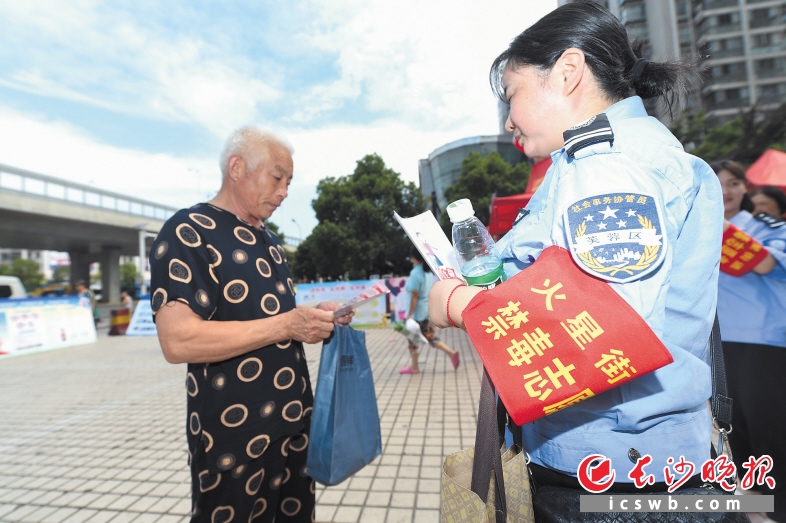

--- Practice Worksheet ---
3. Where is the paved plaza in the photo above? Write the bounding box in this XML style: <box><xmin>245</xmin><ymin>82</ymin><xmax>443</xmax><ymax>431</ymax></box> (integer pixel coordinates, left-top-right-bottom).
<box><xmin>0</xmin><ymin>323</ymin><xmax>483</xmax><ymax>523</ymax></box>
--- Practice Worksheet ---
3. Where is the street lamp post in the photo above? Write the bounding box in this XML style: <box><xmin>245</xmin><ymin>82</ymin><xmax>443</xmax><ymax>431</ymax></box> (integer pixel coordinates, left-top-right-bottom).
<box><xmin>291</xmin><ymin>218</ymin><xmax>302</xmax><ymax>241</ymax></box>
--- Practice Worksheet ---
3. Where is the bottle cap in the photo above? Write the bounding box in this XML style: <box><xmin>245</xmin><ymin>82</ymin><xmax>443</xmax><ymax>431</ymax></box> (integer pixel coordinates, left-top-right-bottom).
<box><xmin>447</xmin><ymin>199</ymin><xmax>475</xmax><ymax>223</ymax></box>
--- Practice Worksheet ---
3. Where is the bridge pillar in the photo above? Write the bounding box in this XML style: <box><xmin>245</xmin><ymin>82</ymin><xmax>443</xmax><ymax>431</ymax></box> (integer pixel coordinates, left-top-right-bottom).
<box><xmin>100</xmin><ymin>247</ymin><xmax>121</xmax><ymax>304</ymax></box>
<box><xmin>68</xmin><ymin>250</ymin><xmax>93</xmax><ymax>288</ymax></box>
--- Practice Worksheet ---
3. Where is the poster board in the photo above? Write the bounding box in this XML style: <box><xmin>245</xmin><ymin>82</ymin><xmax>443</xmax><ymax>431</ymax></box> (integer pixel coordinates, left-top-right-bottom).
<box><xmin>126</xmin><ymin>294</ymin><xmax>157</xmax><ymax>336</ymax></box>
<box><xmin>0</xmin><ymin>296</ymin><xmax>97</xmax><ymax>357</ymax></box>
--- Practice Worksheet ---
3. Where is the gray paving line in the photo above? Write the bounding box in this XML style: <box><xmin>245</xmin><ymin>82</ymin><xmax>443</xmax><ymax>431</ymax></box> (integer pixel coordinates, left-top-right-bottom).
<box><xmin>0</xmin><ymin>376</ymin><xmax>183</xmax><ymax>454</ymax></box>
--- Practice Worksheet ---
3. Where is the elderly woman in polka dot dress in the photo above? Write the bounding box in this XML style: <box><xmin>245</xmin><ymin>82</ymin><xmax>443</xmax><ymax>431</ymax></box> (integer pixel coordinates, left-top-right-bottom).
<box><xmin>151</xmin><ymin>125</ymin><xmax>352</xmax><ymax>523</ymax></box>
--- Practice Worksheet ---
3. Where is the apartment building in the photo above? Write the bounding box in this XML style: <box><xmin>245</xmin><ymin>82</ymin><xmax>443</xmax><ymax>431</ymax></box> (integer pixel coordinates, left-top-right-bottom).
<box><xmin>559</xmin><ymin>0</ymin><xmax>786</xmax><ymax>123</ymax></box>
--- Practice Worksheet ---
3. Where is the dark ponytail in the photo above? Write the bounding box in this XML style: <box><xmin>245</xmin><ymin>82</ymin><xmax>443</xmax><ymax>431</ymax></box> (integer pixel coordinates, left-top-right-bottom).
<box><xmin>490</xmin><ymin>1</ymin><xmax>697</xmax><ymax>115</ymax></box>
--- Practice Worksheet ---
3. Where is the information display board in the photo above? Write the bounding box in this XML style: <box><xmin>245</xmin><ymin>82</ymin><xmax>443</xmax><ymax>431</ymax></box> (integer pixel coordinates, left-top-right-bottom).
<box><xmin>0</xmin><ymin>296</ymin><xmax>97</xmax><ymax>357</ymax></box>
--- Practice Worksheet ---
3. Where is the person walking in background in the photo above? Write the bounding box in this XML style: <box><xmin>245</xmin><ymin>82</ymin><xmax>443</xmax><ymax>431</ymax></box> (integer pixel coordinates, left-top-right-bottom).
<box><xmin>713</xmin><ymin>160</ymin><xmax>786</xmax><ymax>522</ymax></box>
<box><xmin>399</xmin><ymin>246</ymin><xmax>459</xmax><ymax>374</ymax></box>
<box><xmin>749</xmin><ymin>185</ymin><xmax>786</xmax><ymax>218</ymax></box>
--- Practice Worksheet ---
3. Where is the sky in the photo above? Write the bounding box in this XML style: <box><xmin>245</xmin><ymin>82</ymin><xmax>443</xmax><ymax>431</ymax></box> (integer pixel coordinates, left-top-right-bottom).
<box><xmin>0</xmin><ymin>0</ymin><xmax>557</xmax><ymax>240</ymax></box>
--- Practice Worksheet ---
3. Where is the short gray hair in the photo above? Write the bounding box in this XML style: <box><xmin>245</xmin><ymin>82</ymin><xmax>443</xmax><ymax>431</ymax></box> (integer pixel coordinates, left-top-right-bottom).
<box><xmin>219</xmin><ymin>125</ymin><xmax>294</xmax><ymax>177</ymax></box>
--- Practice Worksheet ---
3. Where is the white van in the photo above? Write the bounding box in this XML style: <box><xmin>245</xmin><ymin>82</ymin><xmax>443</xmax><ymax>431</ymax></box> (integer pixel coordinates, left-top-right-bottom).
<box><xmin>0</xmin><ymin>276</ymin><xmax>28</xmax><ymax>299</ymax></box>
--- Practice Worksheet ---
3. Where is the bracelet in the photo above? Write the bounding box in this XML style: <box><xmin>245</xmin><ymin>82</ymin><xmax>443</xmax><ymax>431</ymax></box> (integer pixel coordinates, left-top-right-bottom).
<box><xmin>446</xmin><ymin>282</ymin><xmax>466</xmax><ymax>328</ymax></box>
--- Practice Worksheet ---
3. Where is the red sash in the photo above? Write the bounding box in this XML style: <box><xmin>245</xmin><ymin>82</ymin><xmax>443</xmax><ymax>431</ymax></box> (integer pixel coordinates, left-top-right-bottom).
<box><xmin>461</xmin><ymin>246</ymin><xmax>674</xmax><ymax>425</ymax></box>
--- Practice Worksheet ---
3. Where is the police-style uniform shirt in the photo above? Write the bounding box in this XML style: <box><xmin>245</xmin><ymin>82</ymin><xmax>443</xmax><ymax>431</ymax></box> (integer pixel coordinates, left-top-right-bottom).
<box><xmin>496</xmin><ymin>96</ymin><xmax>723</xmax><ymax>482</ymax></box>
<box><xmin>718</xmin><ymin>210</ymin><xmax>786</xmax><ymax>348</ymax></box>
<box><xmin>149</xmin><ymin>203</ymin><xmax>312</xmax><ymax>474</ymax></box>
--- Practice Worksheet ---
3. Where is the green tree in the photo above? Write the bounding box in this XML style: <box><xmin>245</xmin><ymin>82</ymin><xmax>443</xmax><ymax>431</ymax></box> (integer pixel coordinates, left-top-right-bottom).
<box><xmin>51</xmin><ymin>265</ymin><xmax>70</xmax><ymax>283</ymax></box>
<box><xmin>671</xmin><ymin>102</ymin><xmax>786</xmax><ymax>164</ymax></box>
<box><xmin>8</xmin><ymin>259</ymin><xmax>44</xmax><ymax>291</ymax></box>
<box><xmin>0</xmin><ymin>264</ymin><xmax>10</xmax><ymax>276</ymax></box>
<box><xmin>292</xmin><ymin>154</ymin><xmax>426</xmax><ymax>280</ymax></box>
<box><xmin>120</xmin><ymin>262</ymin><xmax>138</xmax><ymax>290</ymax></box>
<box><xmin>440</xmin><ymin>151</ymin><xmax>530</xmax><ymax>233</ymax></box>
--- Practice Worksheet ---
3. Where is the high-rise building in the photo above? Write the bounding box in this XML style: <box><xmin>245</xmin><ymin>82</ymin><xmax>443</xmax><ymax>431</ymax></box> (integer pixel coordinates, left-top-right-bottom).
<box><xmin>696</xmin><ymin>0</ymin><xmax>786</xmax><ymax>122</ymax></box>
<box><xmin>559</xmin><ymin>0</ymin><xmax>786</xmax><ymax>123</ymax></box>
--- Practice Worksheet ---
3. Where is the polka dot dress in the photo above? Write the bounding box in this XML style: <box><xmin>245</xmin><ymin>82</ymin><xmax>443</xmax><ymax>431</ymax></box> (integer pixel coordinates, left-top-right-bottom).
<box><xmin>149</xmin><ymin>203</ymin><xmax>313</xmax><ymax>522</ymax></box>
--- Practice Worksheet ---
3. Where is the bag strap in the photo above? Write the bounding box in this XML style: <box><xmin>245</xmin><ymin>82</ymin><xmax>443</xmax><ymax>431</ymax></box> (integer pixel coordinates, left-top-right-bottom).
<box><xmin>709</xmin><ymin>312</ymin><xmax>733</xmax><ymax>430</ymax></box>
<box><xmin>471</xmin><ymin>368</ymin><xmax>507</xmax><ymax>523</ymax></box>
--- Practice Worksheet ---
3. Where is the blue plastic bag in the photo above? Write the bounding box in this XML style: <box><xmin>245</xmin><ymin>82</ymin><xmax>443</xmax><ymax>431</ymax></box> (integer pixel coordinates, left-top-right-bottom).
<box><xmin>307</xmin><ymin>325</ymin><xmax>382</xmax><ymax>485</ymax></box>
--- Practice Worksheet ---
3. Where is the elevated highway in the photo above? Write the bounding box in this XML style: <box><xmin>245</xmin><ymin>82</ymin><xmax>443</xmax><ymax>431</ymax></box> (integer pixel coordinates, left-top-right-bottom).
<box><xmin>0</xmin><ymin>163</ymin><xmax>178</xmax><ymax>303</ymax></box>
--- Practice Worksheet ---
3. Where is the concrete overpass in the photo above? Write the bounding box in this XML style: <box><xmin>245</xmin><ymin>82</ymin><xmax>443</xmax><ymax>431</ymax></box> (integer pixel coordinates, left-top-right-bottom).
<box><xmin>0</xmin><ymin>163</ymin><xmax>178</xmax><ymax>303</ymax></box>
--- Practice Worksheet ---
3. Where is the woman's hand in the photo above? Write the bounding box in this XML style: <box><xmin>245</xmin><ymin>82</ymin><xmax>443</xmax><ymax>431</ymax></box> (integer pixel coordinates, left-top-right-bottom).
<box><xmin>428</xmin><ymin>279</ymin><xmax>483</xmax><ymax>330</ymax></box>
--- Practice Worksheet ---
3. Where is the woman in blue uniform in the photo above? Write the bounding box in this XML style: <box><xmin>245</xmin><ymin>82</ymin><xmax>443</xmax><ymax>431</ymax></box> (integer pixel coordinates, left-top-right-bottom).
<box><xmin>714</xmin><ymin>160</ymin><xmax>786</xmax><ymax>522</ymax></box>
<box><xmin>430</xmin><ymin>0</ymin><xmax>724</xmax><ymax>498</ymax></box>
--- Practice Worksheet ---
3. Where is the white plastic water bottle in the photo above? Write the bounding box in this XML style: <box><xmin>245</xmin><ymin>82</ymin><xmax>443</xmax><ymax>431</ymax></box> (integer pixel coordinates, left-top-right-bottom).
<box><xmin>447</xmin><ymin>199</ymin><xmax>506</xmax><ymax>289</ymax></box>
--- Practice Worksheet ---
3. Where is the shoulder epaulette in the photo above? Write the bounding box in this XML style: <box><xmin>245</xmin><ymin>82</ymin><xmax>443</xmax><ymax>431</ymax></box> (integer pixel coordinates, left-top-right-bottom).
<box><xmin>753</xmin><ymin>212</ymin><xmax>786</xmax><ymax>228</ymax></box>
<box><xmin>563</xmin><ymin>113</ymin><xmax>614</xmax><ymax>158</ymax></box>
<box><xmin>512</xmin><ymin>208</ymin><xmax>530</xmax><ymax>227</ymax></box>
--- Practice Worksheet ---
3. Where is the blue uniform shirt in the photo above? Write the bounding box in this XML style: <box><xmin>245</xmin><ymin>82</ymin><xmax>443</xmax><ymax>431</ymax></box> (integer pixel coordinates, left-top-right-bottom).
<box><xmin>718</xmin><ymin>211</ymin><xmax>786</xmax><ymax>348</ymax></box>
<box><xmin>405</xmin><ymin>264</ymin><xmax>433</xmax><ymax>322</ymax></box>
<box><xmin>495</xmin><ymin>96</ymin><xmax>723</xmax><ymax>482</ymax></box>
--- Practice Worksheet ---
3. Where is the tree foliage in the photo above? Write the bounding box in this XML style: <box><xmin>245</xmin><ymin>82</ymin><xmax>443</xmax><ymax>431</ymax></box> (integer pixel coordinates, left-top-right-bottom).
<box><xmin>51</xmin><ymin>265</ymin><xmax>70</xmax><ymax>283</ymax></box>
<box><xmin>1</xmin><ymin>259</ymin><xmax>44</xmax><ymax>291</ymax></box>
<box><xmin>670</xmin><ymin>102</ymin><xmax>786</xmax><ymax>165</ymax></box>
<box><xmin>440</xmin><ymin>151</ymin><xmax>530</xmax><ymax>233</ymax></box>
<box><xmin>292</xmin><ymin>154</ymin><xmax>426</xmax><ymax>281</ymax></box>
<box><xmin>120</xmin><ymin>262</ymin><xmax>138</xmax><ymax>290</ymax></box>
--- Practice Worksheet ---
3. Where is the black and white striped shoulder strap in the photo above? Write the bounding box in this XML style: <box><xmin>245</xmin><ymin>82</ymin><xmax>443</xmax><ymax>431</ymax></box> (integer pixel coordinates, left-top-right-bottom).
<box><xmin>563</xmin><ymin>113</ymin><xmax>614</xmax><ymax>158</ymax></box>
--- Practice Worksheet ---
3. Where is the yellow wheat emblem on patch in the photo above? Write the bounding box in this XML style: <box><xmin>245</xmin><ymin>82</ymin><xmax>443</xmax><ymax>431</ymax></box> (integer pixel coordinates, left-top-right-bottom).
<box><xmin>575</xmin><ymin>215</ymin><xmax>660</xmax><ymax>276</ymax></box>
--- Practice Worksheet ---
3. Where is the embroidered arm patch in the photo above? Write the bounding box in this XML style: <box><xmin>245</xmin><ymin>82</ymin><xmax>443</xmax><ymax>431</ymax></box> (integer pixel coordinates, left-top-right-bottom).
<box><xmin>563</xmin><ymin>193</ymin><xmax>667</xmax><ymax>283</ymax></box>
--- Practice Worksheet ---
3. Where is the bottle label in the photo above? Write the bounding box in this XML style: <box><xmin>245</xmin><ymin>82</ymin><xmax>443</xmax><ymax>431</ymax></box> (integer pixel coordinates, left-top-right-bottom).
<box><xmin>463</xmin><ymin>264</ymin><xmax>506</xmax><ymax>289</ymax></box>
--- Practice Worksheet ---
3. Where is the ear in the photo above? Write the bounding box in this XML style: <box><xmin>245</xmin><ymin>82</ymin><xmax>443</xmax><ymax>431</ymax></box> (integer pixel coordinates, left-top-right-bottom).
<box><xmin>227</xmin><ymin>155</ymin><xmax>244</xmax><ymax>182</ymax></box>
<box><xmin>555</xmin><ymin>48</ymin><xmax>586</xmax><ymax>97</ymax></box>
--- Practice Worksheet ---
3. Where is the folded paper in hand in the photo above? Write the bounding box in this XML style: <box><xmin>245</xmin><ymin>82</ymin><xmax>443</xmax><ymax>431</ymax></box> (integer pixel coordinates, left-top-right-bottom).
<box><xmin>333</xmin><ymin>281</ymin><xmax>390</xmax><ymax>318</ymax></box>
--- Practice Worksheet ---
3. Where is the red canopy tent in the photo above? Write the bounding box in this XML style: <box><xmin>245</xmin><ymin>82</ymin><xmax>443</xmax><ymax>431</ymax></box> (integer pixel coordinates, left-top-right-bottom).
<box><xmin>746</xmin><ymin>149</ymin><xmax>786</xmax><ymax>192</ymax></box>
<box><xmin>488</xmin><ymin>157</ymin><xmax>552</xmax><ymax>238</ymax></box>
<box><xmin>488</xmin><ymin>192</ymin><xmax>532</xmax><ymax>238</ymax></box>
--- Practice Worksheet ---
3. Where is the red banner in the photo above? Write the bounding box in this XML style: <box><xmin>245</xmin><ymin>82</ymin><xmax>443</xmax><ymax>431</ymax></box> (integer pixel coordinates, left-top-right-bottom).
<box><xmin>461</xmin><ymin>246</ymin><xmax>673</xmax><ymax>425</ymax></box>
